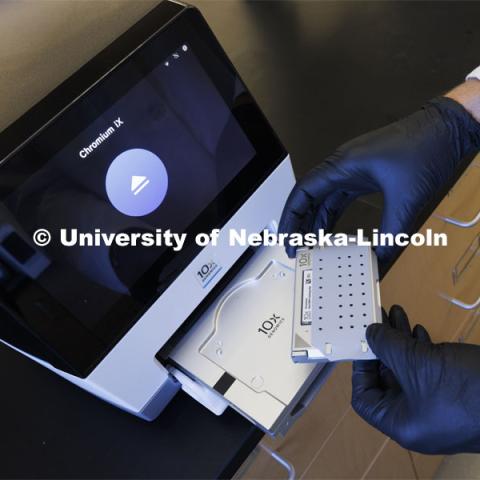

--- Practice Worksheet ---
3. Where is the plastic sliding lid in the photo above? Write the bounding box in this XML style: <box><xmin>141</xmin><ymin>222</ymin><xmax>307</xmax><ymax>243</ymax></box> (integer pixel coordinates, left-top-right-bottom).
<box><xmin>310</xmin><ymin>243</ymin><xmax>381</xmax><ymax>361</ymax></box>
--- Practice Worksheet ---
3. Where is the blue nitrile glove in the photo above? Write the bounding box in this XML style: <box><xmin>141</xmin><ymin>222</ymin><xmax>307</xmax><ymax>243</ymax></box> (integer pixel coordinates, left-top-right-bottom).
<box><xmin>279</xmin><ymin>97</ymin><xmax>480</xmax><ymax>263</ymax></box>
<box><xmin>352</xmin><ymin>305</ymin><xmax>480</xmax><ymax>454</ymax></box>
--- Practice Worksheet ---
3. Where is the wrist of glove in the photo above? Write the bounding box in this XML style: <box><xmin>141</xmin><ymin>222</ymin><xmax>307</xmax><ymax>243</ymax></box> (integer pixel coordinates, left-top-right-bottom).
<box><xmin>279</xmin><ymin>96</ymin><xmax>480</xmax><ymax>264</ymax></box>
<box><xmin>352</xmin><ymin>305</ymin><xmax>480</xmax><ymax>454</ymax></box>
<box><xmin>428</xmin><ymin>96</ymin><xmax>480</xmax><ymax>167</ymax></box>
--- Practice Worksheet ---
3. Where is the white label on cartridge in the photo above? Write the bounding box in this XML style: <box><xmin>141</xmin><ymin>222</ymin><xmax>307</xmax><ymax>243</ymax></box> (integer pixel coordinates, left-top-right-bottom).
<box><xmin>301</xmin><ymin>269</ymin><xmax>313</xmax><ymax>325</ymax></box>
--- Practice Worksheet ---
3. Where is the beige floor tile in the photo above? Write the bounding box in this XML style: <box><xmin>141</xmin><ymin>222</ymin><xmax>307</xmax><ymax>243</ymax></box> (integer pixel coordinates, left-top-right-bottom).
<box><xmin>238</xmin><ymin>446</ymin><xmax>289</xmax><ymax>480</ymax></box>
<box><xmin>412</xmin><ymin>453</ymin><xmax>444</xmax><ymax>480</ymax></box>
<box><xmin>240</xmin><ymin>362</ymin><xmax>353</xmax><ymax>479</ymax></box>
<box><xmin>365</xmin><ymin>440</ymin><xmax>416</xmax><ymax>480</ymax></box>
<box><xmin>301</xmin><ymin>408</ymin><xmax>387</xmax><ymax>479</ymax></box>
<box><xmin>274</xmin><ymin>362</ymin><xmax>353</xmax><ymax>476</ymax></box>
<box><xmin>435</xmin><ymin>453</ymin><xmax>480</xmax><ymax>479</ymax></box>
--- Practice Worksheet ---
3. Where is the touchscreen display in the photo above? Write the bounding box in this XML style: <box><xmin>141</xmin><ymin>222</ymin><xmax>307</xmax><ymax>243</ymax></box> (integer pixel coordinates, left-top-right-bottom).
<box><xmin>0</xmin><ymin>10</ymin><xmax>285</xmax><ymax>375</ymax></box>
<box><xmin>4</xmin><ymin>43</ymin><xmax>254</xmax><ymax>321</ymax></box>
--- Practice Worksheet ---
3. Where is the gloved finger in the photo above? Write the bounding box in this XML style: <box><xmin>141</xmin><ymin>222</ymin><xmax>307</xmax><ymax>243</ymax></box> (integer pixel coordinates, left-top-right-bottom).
<box><xmin>352</xmin><ymin>359</ymin><xmax>380</xmax><ymax>388</ymax></box>
<box><xmin>353</xmin><ymin>389</ymin><xmax>406</xmax><ymax>443</ymax></box>
<box><xmin>279</xmin><ymin>163</ymin><xmax>346</xmax><ymax>258</ymax></box>
<box><xmin>378</xmin><ymin>308</ymin><xmax>401</xmax><ymax>390</ymax></box>
<box><xmin>379</xmin><ymin>362</ymin><xmax>400</xmax><ymax>391</ymax></box>
<box><xmin>283</xmin><ymin>187</ymin><xmax>356</xmax><ymax>257</ymax></box>
<box><xmin>352</xmin><ymin>357</ymin><xmax>399</xmax><ymax>393</ymax></box>
<box><xmin>281</xmin><ymin>203</ymin><xmax>316</xmax><ymax>258</ymax></box>
<box><xmin>352</xmin><ymin>359</ymin><xmax>382</xmax><ymax>405</ymax></box>
<box><xmin>388</xmin><ymin>305</ymin><xmax>412</xmax><ymax>335</ymax></box>
<box><xmin>366</xmin><ymin>322</ymin><xmax>414</xmax><ymax>388</ymax></box>
<box><xmin>351</xmin><ymin>359</ymin><xmax>401</xmax><ymax>432</ymax></box>
<box><xmin>412</xmin><ymin>324</ymin><xmax>432</xmax><ymax>343</ymax></box>
<box><xmin>279</xmin><ymin>171</ymin><xmax>337</xmax><ymax>234</ymax></box>
<box><xmin>311</xmin><ymin>190</ymin><xmax>359</xmax><ymax>234</ymax></box>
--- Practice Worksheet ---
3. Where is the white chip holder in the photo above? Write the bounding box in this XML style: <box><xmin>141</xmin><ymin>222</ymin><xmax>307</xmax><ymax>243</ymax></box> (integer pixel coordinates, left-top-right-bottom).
<box><xmin>292</xmin><ymin>240</ymin><xmax>382</xmax><ymax>363</ymax></box>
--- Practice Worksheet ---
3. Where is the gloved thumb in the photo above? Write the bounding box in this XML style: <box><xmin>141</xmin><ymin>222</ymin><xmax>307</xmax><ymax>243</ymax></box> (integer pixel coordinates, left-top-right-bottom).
<box><xmin>366</xmin><ymin>322</ymin><xmax>414</xmax><ymax>387</ymax></box>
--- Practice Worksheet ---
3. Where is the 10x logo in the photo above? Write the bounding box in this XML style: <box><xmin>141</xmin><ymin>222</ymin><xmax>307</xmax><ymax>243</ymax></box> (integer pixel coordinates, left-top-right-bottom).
<box><xmin>258</xmin><ymin>313</ymin><xmax>284</xmax><ymax>338</ymax></box>
<box><xmin>195</xmin><ymin>260</ymin><xmax>222</xmax><ymax>288</ymax></box>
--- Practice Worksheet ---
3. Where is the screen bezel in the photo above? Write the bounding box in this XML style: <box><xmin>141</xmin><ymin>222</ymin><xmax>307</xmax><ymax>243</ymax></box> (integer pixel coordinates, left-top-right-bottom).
<box><xmin>0</xmin><ymin>5</ymin><xmax>287</xmax><ymax>377</ymax></box>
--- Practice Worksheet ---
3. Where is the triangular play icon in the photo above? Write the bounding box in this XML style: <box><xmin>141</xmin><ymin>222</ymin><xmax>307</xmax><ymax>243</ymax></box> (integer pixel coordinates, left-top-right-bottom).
<box><xmin>131</xmin><ymin>175</ymin><xmax>147</xmax><ymax>192</ymax></box>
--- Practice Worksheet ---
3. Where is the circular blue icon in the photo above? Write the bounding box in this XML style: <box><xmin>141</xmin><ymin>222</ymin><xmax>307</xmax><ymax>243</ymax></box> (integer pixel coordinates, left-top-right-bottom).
<box><xmin>106</xmin><ymin>149</ymin><xmax>168</xmax><ymax>217</ymax></box>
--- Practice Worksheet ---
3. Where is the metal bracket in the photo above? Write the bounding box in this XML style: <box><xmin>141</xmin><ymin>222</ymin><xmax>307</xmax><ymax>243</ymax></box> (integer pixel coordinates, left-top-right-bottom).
<box><xmin>259</xmin><ymin>443</ymin><xmax>295</xmax><ymax>480</ymax></box>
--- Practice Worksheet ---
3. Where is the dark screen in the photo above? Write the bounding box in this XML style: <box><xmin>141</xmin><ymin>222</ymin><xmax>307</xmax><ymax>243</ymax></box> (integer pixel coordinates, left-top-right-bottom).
<box><xmin>0</xmin><ymin>8</ymin><xmax>286</xmax><ymax>376</ymax></box>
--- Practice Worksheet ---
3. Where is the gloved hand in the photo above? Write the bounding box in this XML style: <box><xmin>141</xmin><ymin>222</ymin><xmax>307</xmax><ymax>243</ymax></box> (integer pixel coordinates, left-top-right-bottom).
<box><xmin>352</xmin><ymin>305</ymin><xmax>480</xmax><ymax>454</ymax></box>
<box><xmin>279</xmin><ymin>97</ymin><xmax>480</xmax><ymax>263</ymax></box>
